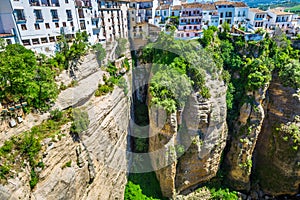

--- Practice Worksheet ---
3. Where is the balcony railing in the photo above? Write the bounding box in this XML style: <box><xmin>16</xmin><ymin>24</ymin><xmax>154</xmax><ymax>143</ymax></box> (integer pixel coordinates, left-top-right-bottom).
<box><xmin>36</xmin><ymin>17</ymin><xmax>44</xmax><ymax>22</ymax></box>
<box><xmin>16</xmin><ymin>17</ymin><xmax>27</xmax><ymax>23</ymax></box>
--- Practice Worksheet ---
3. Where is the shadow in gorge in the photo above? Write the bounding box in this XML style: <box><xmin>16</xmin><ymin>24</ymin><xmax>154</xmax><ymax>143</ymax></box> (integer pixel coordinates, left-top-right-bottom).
<box><xmin>125</xmin><ymin>50</ymin><xmax>166</xmax><ymax>199</ymax></box>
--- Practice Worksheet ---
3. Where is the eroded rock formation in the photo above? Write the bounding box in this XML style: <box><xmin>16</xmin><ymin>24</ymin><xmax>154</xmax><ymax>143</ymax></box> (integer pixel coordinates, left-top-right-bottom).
<box><xmin>149</xmin><ymin>73</ymin><xmax>228</xmax><ymax>198</ymax></box>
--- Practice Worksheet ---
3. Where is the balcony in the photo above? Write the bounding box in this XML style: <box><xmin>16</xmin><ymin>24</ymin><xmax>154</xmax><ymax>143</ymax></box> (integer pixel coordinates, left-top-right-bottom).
<box><xmin>36</xmin><ymin>17</ymin><xmax>44</xmax><ymax>22</ymax></box>
<box><xmin>16</xmin><ymin>17</ymin><xmax>27</xmax><ymax>24</ymax></box>
<box><xmin>52</xmin><ymin>16</ymin><xmax>59</xmax><ymax>21</ymax></box>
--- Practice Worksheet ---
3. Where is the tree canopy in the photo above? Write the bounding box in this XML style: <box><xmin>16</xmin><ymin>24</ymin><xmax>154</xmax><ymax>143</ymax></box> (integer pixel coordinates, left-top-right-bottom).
<box><xmin>0</xmin><ymin>44</ymin><xmax>58</xmax><ymax>109</ymax></box>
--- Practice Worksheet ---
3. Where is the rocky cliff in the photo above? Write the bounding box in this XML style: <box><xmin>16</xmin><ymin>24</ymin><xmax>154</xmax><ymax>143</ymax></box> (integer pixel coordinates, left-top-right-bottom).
<box><xmin>226</xmin><ymin>84</ymin><xmax>269</xmax><ymax>191</ymax></box>
<box><xmin>0</xmin><ymin>53</ymin><xmax>131</xmax><ymax>200</ymax></box>
<box><xmin>226</xmin><ymin>73</ymin><xmax>300</xmax><ymax>196</ymax></box>
<box><xmin>254</xmin><ymin>74</ymin><xmax>300</xmax><ymax>196</ymax></box>
<box><xmin>149</xmin><ymin>73</ymin><xmax>228</xmax><ymax>198</ymax></box>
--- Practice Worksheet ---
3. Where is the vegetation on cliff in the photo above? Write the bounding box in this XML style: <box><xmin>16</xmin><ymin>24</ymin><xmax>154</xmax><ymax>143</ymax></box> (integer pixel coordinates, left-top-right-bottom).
<box><xmin>142</xmin><ymin>32</ymin><xmax>215</xmax><ymax>113</ymax></box>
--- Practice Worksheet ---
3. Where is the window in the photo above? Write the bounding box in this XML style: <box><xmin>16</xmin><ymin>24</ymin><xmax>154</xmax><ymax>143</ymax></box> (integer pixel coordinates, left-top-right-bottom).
<box><xmin>21</xmin><ymin>24</ymin><xmax>27</xmax><ymax>30</ymax></box>
<box><xmin>45</xmin><ymin>23</ymin><xmax>50</xmax><ymax>29</ymax></box>
<box><xmin>14</xmin><ymin>9</ymin><xmax>26</xmax><ymax>21</ymax></box>
<box><xmin>80</xmin><ymin>20</ymin><xmax>86</xmax><ymax>29</ymax></box>
<box><xmin>34</xmin><ymin>10</ymin><xmax>43</xmax><ymax>21</ymax></box>
<box><xmin>55</xmin><ymin>22</ymin><xmax>59</xmax><ymax>28</ymax></box>
<box><xmin>6</xmin><ymin>39</ymin><xmax>12</xmax><ymax>45</ymax></box>
<box><xmin>220</xmin><ymin>12</ymin><xmax>223</xmax><ymax>18</ymax></box>
<box><xmin>32</xmin><ymin>38</ymin><xmax>40</xmax><ymax>45</ymax></box>
<box><xmin>22</xmin><ymin>39</ymin><xmax>30</xmax><ymax>46</ymax></box>
<box><xmin>70</xmin><ymin>21</ymin><xmax>74</xmax><ymax>27</ymax></box>
<box><xmin>49</xmin><ymin>37</ymin><xmax>55</xmax><ymax>42</ymax></box>
<box><xmin>34</xmin><ymin>23</ymin><xmax>40</xmax><ymax>30</ymax></box>
<box><xmin>51</xmin><ymin>10</ymin><xmax>58</xmax><ymax>20</ymax></box>
<box><xmin>63</xmin><ymin>22</ymin><xmax>66</xmax><ymax>27</ymax></box>
<box><xmin>66</xmin><ymin>10</ymin><xmax>72</xmax><ymax>20</ymax></box>
<box><xmin>41</xmin><ymin>37</ymin><xmax>48</xmax><ymax>43</ymax></box>
<box><xmin>65</xmin><ymin>0</ymin><xmax>69</xmax><ymax>3</ymax></box>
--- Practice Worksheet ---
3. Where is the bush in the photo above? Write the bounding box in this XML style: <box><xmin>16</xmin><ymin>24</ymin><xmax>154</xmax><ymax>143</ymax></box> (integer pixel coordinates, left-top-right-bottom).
<box><xmin>50</xmin><ymin>109</ymin><xmax>63</xmax><ymax>122</ymax></box>
<box><xmin>0</xmin><ymin>165</ymin><xmax>10</xmax><ymax>179</ymax></box>
<box><xmin>95</xmin><ymin>84</ymin><xmax>114</xmax><ymax>97</ymax></box>
<box><xmin>210</xmin><ymin>188</ymin><xmax>238</xmax><ymax>200</ymax></box>
<box><xmin>117</xmin><ymin>77</ymin><xmax>128</xmax><ymax>95</ymax></box>
<box><xmin>70</xmin><ymin>109</ymin><xmax>90</xmax><ymax>135</ymax></box>
<box><xmin>200</xmin><ymin>86</ymin><xmax>211</xmax><ymax>99</ymax></box>
<box><xmin>29</xmin><ymin>169</ymin><xmax>38</xmax><ymax>189</ymax></box>
<box><xmin>0</xmin><ymin>140</ymin><xmax>14</xmax><ymax>154</ymax></box>
<box><xmin>60</xmin><ymin>82</ymin><xmax>67</xmax><ymax>90</ymax></box>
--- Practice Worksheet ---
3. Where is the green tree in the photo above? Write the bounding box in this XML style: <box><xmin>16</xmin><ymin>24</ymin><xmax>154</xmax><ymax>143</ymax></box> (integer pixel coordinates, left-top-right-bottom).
<box><xmin>92</xmin><ymin>43</ymin><xmax>106</xmax><ymax>64</ymax></box>
<box><xmin>278</xmin><ymin>59</ymin><xmax>300</xmax><ymax>89</ymax></box>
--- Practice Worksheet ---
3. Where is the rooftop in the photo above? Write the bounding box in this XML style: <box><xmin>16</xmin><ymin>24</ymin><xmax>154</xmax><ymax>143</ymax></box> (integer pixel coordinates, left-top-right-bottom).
<box><xmin>250</xmin><ymin>8</ymin><xmax>267</xmax><ymax>14</ymax></box>
<box><xmin>182</xmin><ymin>2</ymin><xmax>202</xmax><ymax>9</ymax></box>
<box><xmin>269</xmin><ymin>8</ymin><xmax>293</xmax><ymax>16</ymax></box>
<box><xmin>172</xmin><ymin>5</ymin><xmax>182</xmax><ymax>11</ymax></box>
<box><xmin>215</xmin><ymin>1</ymin><xmax>247</xmax><ymax>8</ymax></box>
<box><xmin>156</xmin><ymin>4</ymin><xmax>170</xmax><ymax>10</ymax></box>
<box><xmin>0</xmin><ymin>33</ymin><xmax>14</xmax><ymax>38</ymax></box>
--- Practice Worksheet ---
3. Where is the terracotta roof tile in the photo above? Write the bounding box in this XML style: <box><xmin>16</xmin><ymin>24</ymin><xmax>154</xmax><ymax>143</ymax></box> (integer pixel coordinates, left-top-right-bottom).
<box><xmin>250</xmin><ymin>8</ymin><xmax>267</xmax><ymax>13</ymax></box>
<box><xmin>269</xmin><ymin>9</ymin><xmax>293</xmax><ymax>15</ymax></box>
<box><xmin>172</xmin><ymin>5</ymin><xmax>182</xmax><ymax>11</ymax></box>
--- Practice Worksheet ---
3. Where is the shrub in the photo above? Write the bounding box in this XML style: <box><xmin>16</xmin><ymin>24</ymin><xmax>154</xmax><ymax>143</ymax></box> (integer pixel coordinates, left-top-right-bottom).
<box><xmin>50</xmin><ymin>109</ymin><xmax>63</xmax><ymax>122</ymax></box>
<box><xmin>210</xmin><ymin>188</ymin><xmax>238</xmax><ymax>200</ymax></box>
<box><xmin>70</xmin><ymin>109</ymin><xmax>90</xmax><ymax>135</ymax></box>
<box><xmin>95</xmin><ymin>84</ymin><xmax>114</xmax><ymax>97</ymax></box>
<box><xmin>200</xmin><ymin>86</ymin><xmax>211</xmax><ymax>99</ymax></box>
<box><xmin>60</xmin><ymin>82</ymin><xmax>67</xmax><ymax>90</ymax></box>
<box><xmin>62</xmin><ymin>160</ymin><xmax>72</xmax><ymax>169</ymax></box>
<box><xmin>117</xmin><ymin>77</ymin><xmax>128</xmax><ymax>95</ymax></box>
<box><xmin>29</xmin><ymin>169</ymin><xmax>39</xmax><ymax>189</ymax></box>
<box><xmin>0</xmin><ymin>165</ymin><xmax>10</xmax><ymax>179</ymax></box>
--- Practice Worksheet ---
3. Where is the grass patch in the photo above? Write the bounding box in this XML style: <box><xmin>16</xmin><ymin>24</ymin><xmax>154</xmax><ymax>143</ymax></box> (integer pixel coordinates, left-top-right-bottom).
<box><xmin>125</xmin><ymin>172</ymin><xmax>166</xmax><ymax>200</ymax></box>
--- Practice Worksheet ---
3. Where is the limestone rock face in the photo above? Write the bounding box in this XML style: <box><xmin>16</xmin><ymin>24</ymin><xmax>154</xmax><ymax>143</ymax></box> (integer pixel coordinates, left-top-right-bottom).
<box><xmin>0</xmin><ymin>51</ymin><xmax>131</xmax><ymax>200</ymax></box>
<box><xmin>254</xmin><ymin>75</ymin><xmax>300</xmax><ymax>196</ymax></box>
<box><xmin>149</xmin><ymin>73</ymin><xmax>228</xmax><ymax>197</ymax></box>
<box><xmin>226</xmin><ymin>84</ymin><xmax>269</xmax><ymax>191</ymax></box>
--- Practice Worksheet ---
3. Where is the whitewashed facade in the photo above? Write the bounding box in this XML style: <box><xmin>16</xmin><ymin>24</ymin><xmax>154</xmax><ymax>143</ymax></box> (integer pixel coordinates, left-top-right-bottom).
<box><xmin>0</xmin><ymin>0</ymin><xmax>130</xmax><ymax>55</ymax></box>
<box><xmin>248</xmin><ymin>8</ymin><xmax>269</xmax><ymax>30</ymax></box>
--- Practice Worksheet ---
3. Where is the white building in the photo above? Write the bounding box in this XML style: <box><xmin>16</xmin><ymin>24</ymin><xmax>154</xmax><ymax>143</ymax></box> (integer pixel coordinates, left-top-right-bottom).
<box><xmin>170</xmin><ymin>5</ymin><xmax>181</xmax><ymax>17</ymax></box>
<box><xmin>96</xmin><ymin>0</ymin><xmax>129</xmax><ymax>43</ymax></box>
<box><xmin>201</xmin><ymin>3</ymin><xmax>218</xmax><ymax>27</ymax></box>
<box><xmin>248</xmin><ymin>8</ymin><xmax>269</xmax><ymax>31</ymax></box>
<box><xmin>5</xmin><ymin>0</ymin><xmax>81</xmax><ymax>55</ymax></box>
<box><xmin>155</xmin><ymin>4</ymin><xmax>171</xmax><ymax>23</ymax></box>
<box><xmin>215</xmin><ymin>1</ymin><xmax>235</xmax><ymax>26</ymax></box>
<box><xmin>267</xmin><ymin>8</ymin><xmax>293</xmax><ymax>31</ymax></box>
<box><xmin>128</xmin><ymin>0</ymin><xmax>159</xmax><ymax>41</ymax></box>
<box><xmin>233</xmin><ymin>2</ymin><xmax>248</xmax><ymax>28</ymax></box>
<box><xmin>0</xmin><ymin>0</ymin><xmax>130</xmax><ymax>55</ymax></box>
<box><xmin>215</xmin><ymin>1</ymin><xmax>248</xmax><ymax>28</ymax></box>
<box><xmin>0</xmin><ymin>2</ymin><xmax>18</xmax><ymax>45</ymax></box>
<box><xmin>177</xmin><ymin>3</ymin><xmax>203</xmax><ymax>39</ymax></box>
